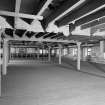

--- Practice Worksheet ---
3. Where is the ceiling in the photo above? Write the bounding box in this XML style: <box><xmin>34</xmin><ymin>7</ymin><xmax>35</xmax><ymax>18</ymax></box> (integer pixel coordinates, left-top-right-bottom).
<box><xmin>0</xmin><ymin>0</ymin><xmax>105</xmax><ymax>46</ymax></box>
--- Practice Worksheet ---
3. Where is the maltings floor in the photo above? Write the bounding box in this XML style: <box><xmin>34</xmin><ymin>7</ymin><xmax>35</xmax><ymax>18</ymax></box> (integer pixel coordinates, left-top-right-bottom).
<box><xmin>1</xmin><ymin>58</ymin><xmax>105</xmax><ymax>105</ymax></box>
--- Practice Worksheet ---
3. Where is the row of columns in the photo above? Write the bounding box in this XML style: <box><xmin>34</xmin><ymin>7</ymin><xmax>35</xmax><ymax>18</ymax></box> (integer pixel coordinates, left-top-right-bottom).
<box><xmin>58</xmin><ymin>42</ymin><xmax>81</xmax><ymax>70</ymax></box>
<box><xmin>76</xmin><ymin>40</ymin><xmax>105</xmax><ymax>70</ymax></box>
<box><xmin>0</xmin><ymin>39</ymin><xmax>82</xmax><ymax>96</ymax></box>
<box><xmin>0</xmin><ymin>38</ymin><xmax>104</xmax><ymax>97</ymax></box>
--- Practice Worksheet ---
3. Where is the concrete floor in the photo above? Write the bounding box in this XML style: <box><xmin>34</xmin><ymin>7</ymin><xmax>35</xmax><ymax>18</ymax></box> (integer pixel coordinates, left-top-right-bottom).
<box><xmin>1</xmin><ymin>58</ymin><xmax>105</xmax><ymax>105</ymax></box>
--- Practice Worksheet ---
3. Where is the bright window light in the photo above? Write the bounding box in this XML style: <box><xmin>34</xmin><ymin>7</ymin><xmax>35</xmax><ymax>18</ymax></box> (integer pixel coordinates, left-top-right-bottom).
<box><xmin>46</xmin><ymin>23</ymin><xmax>59</xmax><ymax>33</ymax></box>
<box><xmin>47</xmin><ymin>23</ymin><xmax>70</xmax><ymax>36</ymax></box>
<box><xmin>104</xmin><ymin>53</ymin><xmax>105</xmax><ymax>59</ymax></box>
<box><xmin>30</xmin><ymin>19</ymin><xmax>44</xmax><ymax>32</ymax></box>
<box><xmin>93</xmin><ymin>31</ymin><xmax>105</xmax><ymax>36</ymax></box>
<box><xmin>59</xmin><ymin>26</ymin><xmax>70</xmax><ymax>36</ymax></box>
<box><xmin>40</xmin><ymin>49</ymin><xmax>42</xmax><ymax>54</ymax></box>
<box><xmin>10</xmin><ymin>48</ymin><xmax>15</xmax><ymax>53</ymax></box>
<box><xmin>71</xmin><ymin>26</ymin><xmax>90</xmax><ymax>35</ymax></box>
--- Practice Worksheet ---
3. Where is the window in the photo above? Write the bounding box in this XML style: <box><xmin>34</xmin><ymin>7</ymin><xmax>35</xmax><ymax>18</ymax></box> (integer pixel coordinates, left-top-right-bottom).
<box><xmin>87</xmin><ymin>48</ymin><xmax>91</xmax><ymax>55</ymax></box>
<box><xmin>73</xmin><ymin>48</ymin><xmax>77</xmax><ymax>56</ymax></box>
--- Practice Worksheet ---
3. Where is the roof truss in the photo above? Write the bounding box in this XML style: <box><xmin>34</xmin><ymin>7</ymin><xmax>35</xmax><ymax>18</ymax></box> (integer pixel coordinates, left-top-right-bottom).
<box><xmin>0</xmin><ymin>10</ymin><xmax>43</xmax><ymax>20</ymax></box>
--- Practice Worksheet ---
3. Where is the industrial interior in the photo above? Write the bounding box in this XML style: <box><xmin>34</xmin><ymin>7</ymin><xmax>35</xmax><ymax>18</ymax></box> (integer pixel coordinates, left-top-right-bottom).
<box><xmin>0</xmin><ymin>0</ymin><xmax>105</xmax><ymax>105</ymax></box>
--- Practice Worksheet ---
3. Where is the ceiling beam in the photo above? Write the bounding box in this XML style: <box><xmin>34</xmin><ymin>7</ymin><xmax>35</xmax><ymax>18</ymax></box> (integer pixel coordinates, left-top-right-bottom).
<box><xmin>15</xmin><ymin>0</ymin><xmax>21</xmax><ymax>13</ymax></box>
<box><xmin>80</xmin><ymin>16</ymin><xmax>105</xmax><ymax>27</ymax></box>
<box><xmin>71</xmin><ymin>5</ymin><xmax>105</xmax><ymax>24</ymax></box>
<box><xmin>80</xmin><ymin>16</ymin><xmax>105</xmax><ymax>30</ymax></box>
<box><xmin>91</xmin><ymin>22</ymin><xmax>105</xmax><ymax>34</ymax></box>
<box><xmin>6</xmin><ymin>37</ymin><xmax>76</xmax><ymax>43</ymax></box>
<box><xmin>76</xmin><ymin>9</ymin><xmax>105</xmax><ymax>28</ymax></box>
<box><xmin>34</xmin><ymin>32</ymin><xmax>40</xmax><ymax>37</ymax></box>
<box><xmin>40</xmin><ymin>32</ymin><xmax>50</xmax><ymax>38</ymax></box>
<box><xmin>30</xmin><ymin>32</ymin><xmax>39</xmax><ymax>39</ymax></box>
<box><xmin>14</xmin><ymin>0</ymin><xmax>21</xmax><ymax>27</ymax></box>
<box><xmin>14</xmin><ymin>0</ymin><xmax>22</xmax><ymax>37</ymax></box>
<box><xmin>13</xmin><ymin>34</ymin><xmax>21</xmax><ymax>39</ymax></box>
<box><xmin>50</xmin><ymin>33</ymin><xmax>58</xmax><ymax>39</ymax></box>
<box><xmin>48</xmin><ymin>0</ymin><xmax>86</xmax><ymax>26</ymax></box>
<box><xmin>0</xmin><ymin>10</ymin><xmax>43</xmax><ymax>20</ymax></box>
<box><xmin>68</xmin><ymin>1</ymin><xmax>105</xmax><ymax>25</ymax></box>
<box><xmin>21</xmin><ymin>34</ymin><xmax>29</xmax><ymax>39</ymax></box>
<box><xmin>30</xmin><ymin>0</ymin><xmax>53</xmax><ymax>30</ymax></box>
<box><xmin>43</xmin><ymin>33</ymin><xmax>55</xmax><ymax>39</ymax></box>
<box><xmin>37</xmin><ymin>0</ymin><xmax>53</xmax><ymax>16</ymax></box>
<box><xmin>57</xmin><ymin>36</ymin><xmax>64</xmax><ymax>40</ymax></box>
<box><xmin>13</xmin><ymin>29</ymin><xmax>15</xmax><ymax>37</ymax></box>
<box><xmin>31</xmin><ymin>33</ymin><xmax>49</xmax><ymax>39</ymax></box>
<box><xmin>22</xmin><ymin>31</ymin><xmax>28</xmax><ymax>38</ymax></box>
<box><xmin>56</xmin><ymin>0</ymin><xmax>105</xmax><ymax>26</ymax></box>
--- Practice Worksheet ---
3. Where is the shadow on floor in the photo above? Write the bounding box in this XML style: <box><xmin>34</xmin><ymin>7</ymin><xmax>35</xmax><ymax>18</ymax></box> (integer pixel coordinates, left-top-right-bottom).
<box><xmin>56</xmin><ymin>57</ymin><xmax>105</xmax><ymax>79</ymax></box>
<box><xmin>88</xmin><ymin>62</ymin><xmax>105</xmax><ymax>73</ymax></box>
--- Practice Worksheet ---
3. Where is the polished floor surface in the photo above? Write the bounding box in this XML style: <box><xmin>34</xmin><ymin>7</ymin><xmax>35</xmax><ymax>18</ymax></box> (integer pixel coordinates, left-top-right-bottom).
<box><xmin>1</xmin><ymin>58</ymin><xmax>105</xmax><ymax>105</ymax></box>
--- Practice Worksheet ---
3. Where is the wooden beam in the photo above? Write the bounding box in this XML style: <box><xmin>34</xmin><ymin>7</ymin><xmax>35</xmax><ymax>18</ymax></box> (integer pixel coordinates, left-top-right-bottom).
<box><xmin>0</xmin><ymin>10</ymin><xmax>43</xmax><ymax>20</ymax></box>
<box><xmin>7</xmin><ymin>37</ymin><xmax>76</xmax><ymax>43</ymax></box>
<box><xmin>78</xmin><ymin>10</ymin><xmax>105</xmax><ymax>28</ymax></box>
<box><xmin>12</xmin><ymin>29</ymin><xmax>15</xmax><ymax>38</ymax></box>
<box><xmin>31</xmin><ymin>0</ymin><xmax>53</xmax><ymax>27</ymax></box>
<box><xmin>30</xmin><ymin>32</ymin><xmax>40</xmax><ymax>39</ymax></box>
<box><xmin>15</xmin><ymin>0</ymin><xmax>21</xmax><ymax>13</ymax></box>
<box><xmin>13</xmin><ymin>34</ymin><xmax>21</xmax><ymax>39</ymax></box>
<box><xmin>40</xmin><ymin>33</ymin><xmax>50</xmax><ymax>38</ymax></box>
<box><xmin>22</xmin><ymin>31</ymin><xmax>27</xmax><ymax>38</ymax></box>
<box><xmin>57</xmin><ymin>36</ymin><xmax>64</xmax><ymax>40</ymax></box>
<box><xmin>68</xmin><ymin>1</ymin><xmax>105</xmax><ymax>24</ymax></box>
<box><xmin>91</xmin><ymin>23</ymin><xmax>105</xmax><ymax>34</ymax></box>
<box><xmin>22</xmin><ymin>31</ymin><xmax>37</xmax><ymax>39</ymax></box>
<box><xmin>34</xmin><ymin>32</ymin><xmax>40</xmax><ymax>37</ymax></box>
<box><xmin>37</xmin><ymin>0</ymin><xmax>53</xmax><ymax>16</ymax></box>
<box><xmin>56</xmin><ymin>0</ymin><xmax>105</xmax><ymax>26</ymax></box>
<box><xmin>14</xmin><ymin>0</ymin><xmax>22</xmax><ymax>28</ymax></box>
<box><xmin>91</xmin><ymin>22</ymin><xmax>105</xmax><ymax>30</ymax></box>
<box><xmin>47</xmin><ymin>0</ymin><xmax>86</xmax><ymax>27</ymax></box>
<box><xmin>80</xmin><ymin>15</ymin><xmax>105</xmax><ymax>27</ymax></box>
<box><xmin>51</xmin><ymin>0</ymin><xmax>86</xmax><ymax>23</ymax></box>
<box><xmin>50</xmin><ymin>33</ymin><xmax>58</xmax><ymax>39</ymax></box>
